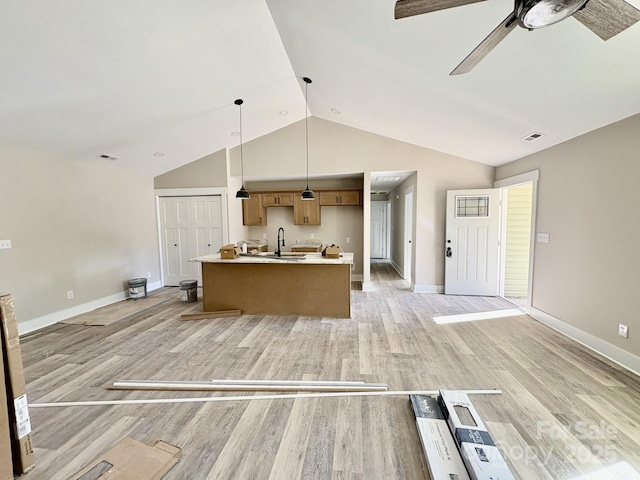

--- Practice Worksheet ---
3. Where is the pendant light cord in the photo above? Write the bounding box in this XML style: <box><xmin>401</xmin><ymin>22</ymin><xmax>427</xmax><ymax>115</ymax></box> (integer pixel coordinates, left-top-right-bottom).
<box><xmin>305</xmin><ymin>80</ymin><xmax>309</xmax><ymax>189</ymax></box>
<box><xmin>239</xmin><ymin>101</ymin><xmax>244</xmax><ymax>186</ymax></box>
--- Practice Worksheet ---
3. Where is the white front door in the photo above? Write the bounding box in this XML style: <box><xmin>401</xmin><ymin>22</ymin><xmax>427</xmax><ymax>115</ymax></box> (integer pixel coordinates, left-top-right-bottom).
<box><xmin>444</xmin><ymin>189</ymin><xmax>501</xmax><ymax>296</ymax></box>
<box><xmin>371</xmin><ymin>202</ymin><xmax>386</xmax><ymax>259</ymax></box>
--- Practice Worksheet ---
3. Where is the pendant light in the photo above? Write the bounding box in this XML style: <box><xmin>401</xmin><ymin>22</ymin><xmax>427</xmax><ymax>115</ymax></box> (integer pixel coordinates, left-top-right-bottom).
<box><xmin>301</xmin><ymin>77</ymin><xmax>315</xmax><ymax>200</ymax></box>
<box><xmin>234</xmin><ymin>98</ymin><xmax>250</xmax><ymax>199</ymax></box>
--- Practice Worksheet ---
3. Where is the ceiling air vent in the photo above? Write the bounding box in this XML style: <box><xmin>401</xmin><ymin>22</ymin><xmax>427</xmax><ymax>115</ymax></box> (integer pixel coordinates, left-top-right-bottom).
<box><xmin>521</xmin><ymin>132</ymin><xmax>546</xmax><ymax>143</ymax></box>
<box><xmin>98</xmin><ymin>154</ymin><xmax>119</xmax><ymax>161</ymax></box>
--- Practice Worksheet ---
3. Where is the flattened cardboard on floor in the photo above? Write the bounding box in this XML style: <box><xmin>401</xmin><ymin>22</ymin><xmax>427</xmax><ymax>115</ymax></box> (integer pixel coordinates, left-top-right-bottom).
<box><xmin>0</xmin><ymin>294</ymin><xmax>34</xmax><ymax>474</ymax></box>
<box><xmin>0</xmin><ymin>339</ymin><xmax>14</xmax><ymax>480</ymax></box>
<box><xmin>69</xmin><ymin>437</ymin><xmax>182</xmax><ymax>480</ymax></box>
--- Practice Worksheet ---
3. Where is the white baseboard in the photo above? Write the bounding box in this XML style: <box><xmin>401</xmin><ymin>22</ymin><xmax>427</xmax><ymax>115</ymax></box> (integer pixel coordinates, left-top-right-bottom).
<box><xmin>18</xmin><ymin>281</ymin><xmax>163</xmax><ymax>336</ymax></box>
<box><xmin>530</xmin><ymin>307</ymin><xmax>640</xmax><ymax>377</ymax></box>
<box><xmin>413</xmin><ymin>284</ymin><xmax>444</xmax><ymax>294</ymax></box>
<box><xmin>390</xmin><ymin>260</ymin><xmax>403</xmax><ymax>277</ymax></box>
<box><xmin>361</xmin><ymin>282</ymin><xmax>375</xmax><ymax>292</ymax></box>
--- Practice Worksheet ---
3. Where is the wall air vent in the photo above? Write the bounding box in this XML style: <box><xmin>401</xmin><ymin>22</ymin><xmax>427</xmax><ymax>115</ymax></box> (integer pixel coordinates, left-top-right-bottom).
<box><xmin>98</xmin><ymin>154</ymin><xmax>119</xmax><ymax>161</ymax></box>
<box><xmin>521</xmin><ymin>132</ymin><xmax>546</xmax><ymax>143</ymax></box>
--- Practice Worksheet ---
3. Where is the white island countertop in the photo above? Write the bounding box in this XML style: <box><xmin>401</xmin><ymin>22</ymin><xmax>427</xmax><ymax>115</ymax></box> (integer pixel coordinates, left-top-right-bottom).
<box><xmin>191</xmin><ymin>251</ymin><xmax>353</xmax><ymax>265</ymax></box>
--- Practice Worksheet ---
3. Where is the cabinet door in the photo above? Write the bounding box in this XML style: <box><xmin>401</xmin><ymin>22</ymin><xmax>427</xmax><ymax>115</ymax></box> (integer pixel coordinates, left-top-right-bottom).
<box><xmin>262</xmin><ymin>192</ymin><xmax>294</xmax><ymax>207</ymax></box>
<box><xmin>319</xmin><ymin>191</ymin><xmax>340</xmax><ymax>206</ymax></box>
<box><xmin>242</xmin><ymin>194</ymin><xmax>267</xmax><ymax>225</ymax></box>
<box><xmin>338</xmin><ymin>190</ymin><xmax>361</xmax><ymax>206</ymax></box>
<box><xmin>294</xmin><ymin>195</ymin><xmax>321</xmax><ymax>225</ymax></box>
<box><xmin>276</xmin><ymin>192</ymin><xmax>294</xmax><ymax>206</ymax></box>
<box><xmin>319</xmin><ymin>190</ymin><xmax>361</xmax><ymax>206</ymax></box>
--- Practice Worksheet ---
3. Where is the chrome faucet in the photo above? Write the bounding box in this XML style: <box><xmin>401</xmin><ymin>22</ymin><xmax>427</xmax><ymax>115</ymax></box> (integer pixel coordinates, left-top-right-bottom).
<box><xmin>275</xmin><ymin>227</ymin><xmax>285</xmax><ymax>257</ymax></box>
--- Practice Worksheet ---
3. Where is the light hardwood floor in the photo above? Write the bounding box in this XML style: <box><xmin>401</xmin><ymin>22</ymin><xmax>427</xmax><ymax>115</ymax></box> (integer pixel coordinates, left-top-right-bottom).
<box><xmin>19</xmin><ymin>261</ymin><xmax>640</xmax><ymax>479</ymax></box>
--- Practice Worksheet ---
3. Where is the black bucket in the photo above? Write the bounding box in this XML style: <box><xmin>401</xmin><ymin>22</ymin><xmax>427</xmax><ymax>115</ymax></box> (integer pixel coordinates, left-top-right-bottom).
<box><xmin>179</xmin><ymin>280</ymin><xmax>198</xmax><ymax>303</ymax></box>
<box><xmin>127</xmin><ymin>278</ymin><xmax>147</xmax><ymax>299</ymax></box>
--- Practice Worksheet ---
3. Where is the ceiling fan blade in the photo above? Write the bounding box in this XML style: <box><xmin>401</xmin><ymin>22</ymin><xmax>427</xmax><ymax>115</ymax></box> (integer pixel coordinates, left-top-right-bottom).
<box><xmin>450</xmin><ymin>12</ymin><xmax>517</xmax><ymax>75</ymax></box>
<box><xmin>573</xmin><ymin>0</ymin><xmax>640</xmax><ymax>40</ymax></box>
<box><xmin>395</xmin><ymin>0</ymin><xmax>487</xmax><ymax>20</ymax></box>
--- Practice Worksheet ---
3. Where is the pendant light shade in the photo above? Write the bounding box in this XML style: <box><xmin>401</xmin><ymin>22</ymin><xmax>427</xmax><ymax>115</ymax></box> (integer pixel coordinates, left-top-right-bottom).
<box><xmin>301</xmin><ymin>77</ymin><xmax>314</xmax><ymax>200</ymax></box>
<box><xmin>234</xmin><ymin>98</ymin><xmax>250</xmax><ymax>200</ymax></box>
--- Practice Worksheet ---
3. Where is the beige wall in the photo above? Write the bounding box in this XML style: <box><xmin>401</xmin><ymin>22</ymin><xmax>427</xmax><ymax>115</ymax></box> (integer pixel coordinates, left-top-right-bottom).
<box><xmin>154</xmin><ymin>149</ymin><xmax>227</xmax><ymax>189</ymax></box>
<box><xmin>496</xmin><ymin>113</ymin><xmax>640</xmax><ymax>358</ymax></box>
<box><xmin>0</xmin><ymin>145</ymin><xmax>160</xmax><ymax>331</ymax></box>
<box><xmin>231</xmin><ymin>117</ymin><xmax>495</xmax><ymax>290</ymax></box>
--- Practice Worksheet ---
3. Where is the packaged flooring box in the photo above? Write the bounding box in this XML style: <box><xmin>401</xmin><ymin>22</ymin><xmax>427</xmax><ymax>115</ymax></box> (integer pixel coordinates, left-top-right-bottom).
<box><xmin>69</xmin><ymin>437</ymin><xmax>182</xmax><ymax>480</ymax></box>
<box><xmin>1</xmin><ymin>339</ymin><xmax>14</xmax><ymax>480</ymax></box>
<box><xmin>438</xmin><ymin>390</ymin><xmax>514</xmax><ymax>480</ymax></box>
<box><xmin>409</xmin><ymin>394</ymin><xmax>470</xmax><ymax>480</ymax></box>
<box><xmin>0</xmin><ymin>294</ymin><xmax>35</xmax><ymax>474</ymax></box>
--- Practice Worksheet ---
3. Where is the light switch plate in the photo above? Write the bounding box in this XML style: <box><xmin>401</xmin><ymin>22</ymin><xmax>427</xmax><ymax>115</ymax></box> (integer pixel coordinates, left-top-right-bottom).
<box><xmin>537</xmin><ymin>232</ymin><xmax>550</xmax><ymax>243</ymax></box>
<box><xmin>0</xmin><ymin>239</ymin><xmax>11</xmax><ymax>249</ymax></box>
<box><xmin>618</xmin><ymin>323</ymin><xmax>629</xmax><ymax>338</ymax></box>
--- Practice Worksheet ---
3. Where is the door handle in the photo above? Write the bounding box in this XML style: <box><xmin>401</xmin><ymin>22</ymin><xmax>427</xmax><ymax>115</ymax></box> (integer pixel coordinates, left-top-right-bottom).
<box><xmin>446</xmin><ymin>247</ymin><xmax>452</xmax><ymax>258</ymax></box>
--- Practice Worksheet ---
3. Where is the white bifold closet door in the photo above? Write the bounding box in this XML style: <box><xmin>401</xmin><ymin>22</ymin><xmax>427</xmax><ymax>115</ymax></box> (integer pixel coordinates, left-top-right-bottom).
<box><xmin>159</xmin><ymin>196</ymin><xmax>223</xmax><ymax>286</ymax></box>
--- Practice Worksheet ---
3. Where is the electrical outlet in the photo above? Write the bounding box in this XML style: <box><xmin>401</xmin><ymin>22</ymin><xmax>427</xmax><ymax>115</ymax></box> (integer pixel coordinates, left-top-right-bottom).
<box><xmin>618</xmin><ymin>323</ymin><xmax>629</xmax><ymax>338</ymax></box>
<box><xmin>147</xmin><ymin>271</ymin><xmax>152</xmax><ymax>278</ymax></box>
<box><xmin>537</xmin><ymin>232</ymin><xmax>550</xmax><ymax>243</ymax></box>
<box><xmin>0</xmin><ymin>239</ymin><xmax>11</xmax><ymax>249</ymax></box>
<box><xmin>67</xmin><ymin>290</ymin><xmax>74</xmax><ymax>300</ymax></box>
<box><xmin>346</xmin><ymin>237</ymin><xmax>350</xmax><ymax>243</ymax></box>
<box><xmin>262</xmin><ymin>232</ymin><xmax>267</xmax><ymax>240</ymax></box>
<box><xmin>310</xmin><ymin>233</ymin><xmax>314</xmax><ymax>238</ymax></box>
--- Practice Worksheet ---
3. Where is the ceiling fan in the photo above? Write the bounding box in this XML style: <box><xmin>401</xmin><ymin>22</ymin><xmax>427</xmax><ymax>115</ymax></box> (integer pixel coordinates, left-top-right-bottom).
<box><xmin>394</xmin><ymin>0</ymin><xmax>640</xmax><ymax>75</ymax></box>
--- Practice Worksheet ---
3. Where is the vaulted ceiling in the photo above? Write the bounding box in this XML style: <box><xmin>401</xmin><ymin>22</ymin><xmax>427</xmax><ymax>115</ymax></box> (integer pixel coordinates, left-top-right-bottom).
<box><xmin>2</xmin><ymin>0</ymin><xmax>639</xmax><ymax>178</ymax></box>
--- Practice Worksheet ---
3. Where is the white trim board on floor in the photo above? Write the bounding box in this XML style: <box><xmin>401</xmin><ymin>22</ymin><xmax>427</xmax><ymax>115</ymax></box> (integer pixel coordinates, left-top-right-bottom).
<box><xmin>433</xmin><ymin>309</ymin><xmax>523</xmax><ymax>324</ymax></box>
<box><xmin>531</xmin><ymin>307</ymin><xmax>640</xmax><ymax>377</ymax></box>
<box><xmin>18</xmin><ymin>281</ymin><xmax>163</xmax><ymax>336</ymax></box>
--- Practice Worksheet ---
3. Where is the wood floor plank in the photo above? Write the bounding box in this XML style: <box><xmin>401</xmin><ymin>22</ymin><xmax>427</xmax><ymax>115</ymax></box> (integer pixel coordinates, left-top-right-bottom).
<box><xmin>15</xmin><ymin>262</ymin><xmax>640</xmax><ymax>479</ymax></box>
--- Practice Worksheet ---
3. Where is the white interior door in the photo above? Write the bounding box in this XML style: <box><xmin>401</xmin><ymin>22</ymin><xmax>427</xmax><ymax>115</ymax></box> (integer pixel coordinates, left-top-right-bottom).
<box><xmin>445</xmin><ymin>189</ymin><xmax>501</xmax><ymax>295</ymax></box>
<box><xmin>160</xmin><ymin>197</ymin><xmax>193</xmax><ymax>286</ymax></box>
<box><xmin>404</xmin><ymin>190</ymin><xmax>413</xmax><ymax>282</ymax></box>
<box><xmin>159</xmin><ymin>195</ymin><xmax>224</xmax><ymax>286</ymax></box>
<box><xmin>371</xmin><ymin>202</ymin><xmax>386</xmax><ymax>259</ymax></box>
<box><xmin>192</xmin><ymin>196</ymin><xmax>224</xmax><ymax>284</ymax></box>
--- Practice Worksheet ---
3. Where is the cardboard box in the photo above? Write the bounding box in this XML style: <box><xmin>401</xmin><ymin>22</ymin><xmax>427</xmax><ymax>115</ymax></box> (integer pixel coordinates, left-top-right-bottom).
<box><xmin>438</xmin><ymin>390</ymin><xmax>514</xmax><ymax>480</ymax></box>
<box><xmin>410</xmin><ymin>395</ymin><xmax>470</xmax><ymax>480</ymax></box>
<box><xmin>0</xmin><ymin>339</ymin><xmax>14</xmax><ymax>480</ymax></box>
<box><xmin>220</xmin><ymin>244</ymin><xmax>241</xmax><ymax>259</ymax></box>
<box><xmin>323</xmin><ymin>245</ymin><xmax>340</xmax><ymax>258</ymax></box>
<box><xmin>0</xmin><ymin>294</ymin><xmax>35</xmax><ymax>474</ymax></box>
<box><xmin>69</xmin><ymin>437</ymin><xmax>182</xmax><ymax>480</ymax></box>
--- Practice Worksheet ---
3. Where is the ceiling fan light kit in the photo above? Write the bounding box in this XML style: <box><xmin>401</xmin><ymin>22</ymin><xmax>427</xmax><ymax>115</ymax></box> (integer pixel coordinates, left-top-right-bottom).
<box><xmin>516</xmin><ymin>0</ymin><xmax>589</xmax><ymax>29</ymax></box>
<box><xmin>394</xmin><ymin>0</ymin><xmax>640</xmax><ymax>74</ymax></box>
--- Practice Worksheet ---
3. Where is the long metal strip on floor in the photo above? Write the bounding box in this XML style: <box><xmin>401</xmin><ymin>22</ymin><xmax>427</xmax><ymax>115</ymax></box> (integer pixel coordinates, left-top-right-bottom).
<box><xmin>109</xmin><ymin>379</ymin><xmax>388</xmax><ymax>392</ymax></box>
<box><xmin>29</xmin><ymin>389</ymin><xmax>502</xmax><ymax>408</ymax></box>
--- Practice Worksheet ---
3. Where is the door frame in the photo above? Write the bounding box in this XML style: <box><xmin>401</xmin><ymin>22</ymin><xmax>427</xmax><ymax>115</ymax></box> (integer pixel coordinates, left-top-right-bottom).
<box><xmin>404</xmin><ymin>186</ymin><xmax>414</xmax><ymax>283</ymax></box>
<box><xmin>155</xmin><ymin>187</ymin><xmax>229</xmax><ymax>287</ymax></box>
<box><xmin>494</xmin><ymin>170</ymin><xmax>539</xmax><ymax>314</ymax></box>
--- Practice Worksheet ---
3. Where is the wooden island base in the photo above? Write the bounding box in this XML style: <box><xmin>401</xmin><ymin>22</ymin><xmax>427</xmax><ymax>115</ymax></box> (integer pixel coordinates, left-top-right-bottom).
<box><xmin>201</xmin><ymin>262</ymin><xmax>351</xmax><ymax>318</ymax></box>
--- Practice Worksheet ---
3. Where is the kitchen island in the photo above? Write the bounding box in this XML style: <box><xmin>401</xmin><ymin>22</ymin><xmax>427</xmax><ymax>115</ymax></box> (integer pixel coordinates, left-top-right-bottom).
<box><xmin>191</xmin><ymin>252</ymin><xmax>353</xmax><ymax>318</ymax></box>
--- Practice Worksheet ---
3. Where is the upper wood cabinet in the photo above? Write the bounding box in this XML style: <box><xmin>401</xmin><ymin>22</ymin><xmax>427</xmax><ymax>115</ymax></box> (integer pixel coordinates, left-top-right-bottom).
<box><xmin>262</xmin><ymin>192</ymin><xmax>294</xmax><ymax>207</ymax></box>
<box><xmin>293</xmin><ymin>195</ymin><xmax>321</xmax><ymax>225</ymax></box>
<box><xmin>319</xmin><ymin>190</ymin><xmax>362</xmax><ymax>206</ymax></box>
<box><xmin>242</xmin><ymin>194</ymin><xmax>267</xmax><ymax>226</ymax></box>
